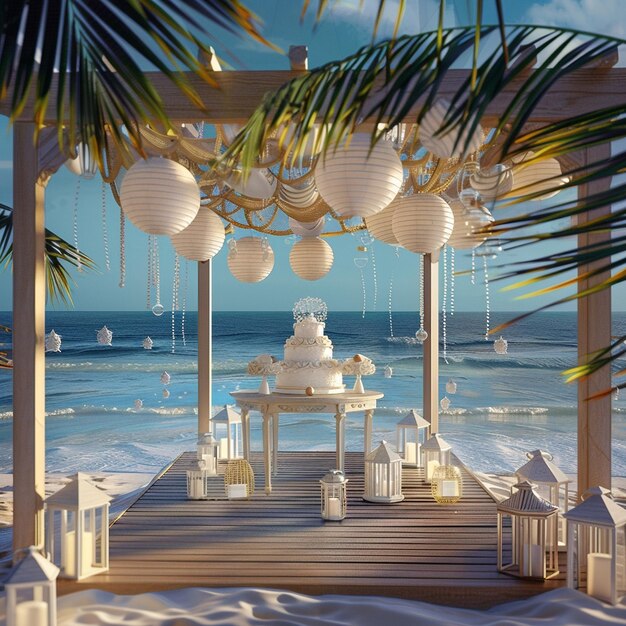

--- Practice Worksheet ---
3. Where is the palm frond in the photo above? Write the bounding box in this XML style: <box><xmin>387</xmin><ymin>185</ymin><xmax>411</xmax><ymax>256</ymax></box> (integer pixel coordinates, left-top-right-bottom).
<box><xmin>0</xmin><ymin>1</ymin><xmax>271</xmax><ymax>166</ymax></box>
<box><xmin>0</xmin><ymin>203</ymin><xmax>95</xmax><ymax>306</ymax></box>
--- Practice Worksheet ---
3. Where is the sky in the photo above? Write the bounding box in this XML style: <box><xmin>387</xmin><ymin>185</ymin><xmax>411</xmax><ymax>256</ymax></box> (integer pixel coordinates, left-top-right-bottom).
<box><xmin>0</xmin><ymin>0</ymin><xmax>625</xmax><ymax>313</ymax></box>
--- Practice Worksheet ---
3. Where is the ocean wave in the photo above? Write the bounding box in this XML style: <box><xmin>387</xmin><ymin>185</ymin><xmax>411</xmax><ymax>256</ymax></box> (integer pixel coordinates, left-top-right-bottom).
<box><xmin>45</xmin><ymin>359</ymin><xmax>249</xmax><ymax>375</ymax></box>
<box><xmin>0</xmin><ymin>405</ymin><xmax>199</xmax><ymax>420</ymax></box>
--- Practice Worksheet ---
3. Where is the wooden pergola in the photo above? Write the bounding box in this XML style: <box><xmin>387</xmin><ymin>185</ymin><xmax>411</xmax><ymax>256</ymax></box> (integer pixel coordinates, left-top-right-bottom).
<box><xmin>2</xmin><ymin>58</ymin><xmax>622</xmax><ymax>555</ymax></box>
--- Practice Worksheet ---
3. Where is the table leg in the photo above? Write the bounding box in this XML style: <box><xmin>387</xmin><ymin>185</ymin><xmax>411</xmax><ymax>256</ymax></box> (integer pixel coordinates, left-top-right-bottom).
<box><xmin>364</xmin><ymin>409</ymin><xmax>374</xmax><ymax>456</ymax></box>
<box><xmin>241</xmin><ymin>408</ymin><xmax>250</xmax><ymax>460</ymax></box>
<box><xmin>272</xmin><ymin>412</ymin><xmax>279</xmax><ymax>476</ymax></box>
<box><xmin>262</xmin><ymin>410</ymin><xmax>272</xmax><ymax>494</ymax></box>
<box><xmin>335</xmin><ymin>411</ymin><xmax>346</xmax><ymax>472</ymax></box>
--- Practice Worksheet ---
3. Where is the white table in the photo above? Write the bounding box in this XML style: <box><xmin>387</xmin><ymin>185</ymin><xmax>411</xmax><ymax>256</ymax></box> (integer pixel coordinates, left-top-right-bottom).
<box><xmin>230</xmin><ymin>390</ymin><xmax>384</xmax><ymax>494</ymax></box>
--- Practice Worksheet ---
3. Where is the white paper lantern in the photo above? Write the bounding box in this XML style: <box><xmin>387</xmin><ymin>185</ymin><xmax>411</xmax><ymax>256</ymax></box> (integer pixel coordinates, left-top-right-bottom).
<box><xmin>365</xmin><ymin>198</ymin><xmax>400</xmax><ymax>245</ymax></box>
<box><xmin>227</xmin><ymin>237</ymin><xmax>275</xmax><ymax>283</ymax></box>
<box><xmin>470</xmin><ymin>164</ymin><xmax>513</xmax><ymax>202</ymax></box>
<box><xmin>171</xmin><ymin>208</ymin><xmax>225</xmax><ymax>261</ymax></box>
<box><xmin>226</xmin><ymin>168</ymin><xmax>277</xmax><ymax>200</ymax></box>
<box><xmin>509</xmin><ymin>153</ymin><xmax>569</xmax><ymax>200</ymax></box>
<box><xmin>419</xmin><ymin>99</ymin><xmax>483</xmax><ymax>159</ymax></box>
<box><xmin>288</xmin><ymin>216</ymin><xmax>325</xmax><ymax>237</ymax></box>
<box><xmin>120</xmin><ymin>157</ymin><xmax>200</xmax><ymax>235</ymax></box>
<box><xmin>314</xmin><ymin>133</ymin><xmax>403</xmax><ymax>218</ymax></box>
<box><xmin>447</xmin><ymin>198</ymin><xmax>494</xmax><ymax>250</ymax></box>
<box><xmin>280</xmin><ymin>181</ymin><xmax>320</xmax><ymax>208</ymax></box>
<box><xmin>392</xmin><ymin>194</ymin><xmax>454</xmax><ymax>254</ymax></box>
<box><xmin>289</xmin><ymin>237</ymin><xmax>334</xmax><ymax>281</ymax></box>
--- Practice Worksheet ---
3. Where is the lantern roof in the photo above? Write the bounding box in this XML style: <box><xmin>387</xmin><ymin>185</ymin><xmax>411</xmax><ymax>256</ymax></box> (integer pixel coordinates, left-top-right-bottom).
<box><xmin>212</xmin><ymin>405</ymin><xmax>241</xmax><ymax>424</ymax></box>
<box><xmin>421</xmin><ymin>433</ymin><xmax>452</xmax><ymax>452</ymax></box>
<box><xmin>564</xmin><ymin>486</ymin><xmax>626</xmax><ymax>527</ymax></box>
<box><xmin>515</xmin><ymin>449</ymin><xmax>570</xmax><ymax>485</ymax></box>
<box><xmin>397</xmin><ymin>409</ymin><xmax>430</xmax><ymax>429</ymax></box>
<box><xmin>321</xmin><ymin>469</ymin><xmax>348</xmax><ymax>484</ymax></box>
<box><xmin>4</xmin><ymin>546</ymin><xmax>59</xmax><ymax>585</ymax></box>
<box><xmin>366</xmin><ymin>440</ymin><xmax>401</xmax><ymax>463</ymax></box>
<box><xmin>45</xmin><ymin>472</ymin><xmax>112</xmax><ymax>508</ymax></box>
<box><xmin>497</xmin><ymin>481</ymin><xmax>558</xmax><ymax>516</ymax></box>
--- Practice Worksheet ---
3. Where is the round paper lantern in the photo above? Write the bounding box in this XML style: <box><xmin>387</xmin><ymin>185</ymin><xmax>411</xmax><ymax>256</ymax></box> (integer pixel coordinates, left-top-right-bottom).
<box><xmin>365</xmin><ymin>199</ymin><xmax>400</xmax><ymax>246</ymax></box>
<box><xmin>469</xmin><ymin>164</ymin><xmax>513</xmax><ymax>202</ymax></box>
<box><xmin>419</xmin><ymin>99</ymin><xmax>483</xmax><ymax>159</ymax></box>
<box><xmin>120</xmin><ymin>158</ymin><xmax>200</xmax><ymax>235</ymax></box>
<box><xmin>314</xmin><ymin>133</ymin><xmax>403</xmax><ymax>218</ymax></box>
<box><xmin>391</xmin><ymin>194</ymin><xmax>454</xmax><ymax>254</ymax></box>
<box><xmin>289</xmin><ymin>237</ymin><xmax>334</xmax><ymax>281</ymax></box>
<box><xmin>280</xmin><ymin>180</ymin><xmax>319</xmax><ymax>208</ymax></box>
<box><xmin>447</xmin><ymin>199</ymin><xmax>494</xmax><ymax>250</ymax></box>
<box><xmin>227</xmin><ymin>237</ymin><xmax>275</xmax><ymax>283</ymax></box>
<box><xmin>509</xmin><ymin>153</ymin><xmax>568</xmax><ymax>200</ymax></box>
<box><xmin>171</xmin><ymin>208</ymin><xmax>225</xmax><ymax>261</ymax></box>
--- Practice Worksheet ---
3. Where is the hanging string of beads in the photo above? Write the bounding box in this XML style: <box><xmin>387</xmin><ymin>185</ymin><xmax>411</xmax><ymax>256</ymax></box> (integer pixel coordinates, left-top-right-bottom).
<box><xmin>442</xmin><ymin>245</ymin><xmax>448</xmax><ymax>364</ymax></box>
<box><xmin>369</xmin><ymin>238</ymin><xmax>378</xmax><ymax>311</ymax></box>
<box><xmin>483</xmin><ymin>254</ymin><xmax>490</xmax><ymax>340</ymax></box>
<box><xmin>146</xmin><ymin>235</ymin><xmax>153</xmax><ymax>310</ymax></box>
<box><xmin>387</xmin><ymin>271</ymin><xmax>394</xmax><ymax>338</ymax></box>
<box><xmin>100</xmin><ymin>180</ymin><xmax>111</xmax><ymax>271</ymax></box>
<box><xmin>119</xmin><ymin>207</ymin><xmax>126</xmax><ymax>288</ymax></box>
<box><xmin>171</xmin><ymin>253</ymin><xmax>180</xmax><ymax>353</ymax></box>
<box><xmin>181</xmin><ymin>259</ymin><xmax>188</xmax><ymax>347</ymax></box>
<box><xmin>415</xmin><ymin>254</ymin><xmax>428</xmax><ymax>343</ymax></box>
<box><xmin>450</xmin><ymin>246</ymin><xmax>455</xmax><ymax>316</ymax></box>
<box><xmin>354</xmin><ymin>257</ymin><xmax>368</xmax><ymax>319</ymax></box>
<box><xmin>152</xmin><ymin>237</ymin><xmax>164</xmax><ymax>316</ymax></box>
<box><xmin>471</xmin><ymin>249</ymin><xmax>476</xmax><ymax>285</ymax></box>
<box><xmin>72</xmin><ymin>178</ymin><xmax>82</xmax><ymax>272</ymax></box>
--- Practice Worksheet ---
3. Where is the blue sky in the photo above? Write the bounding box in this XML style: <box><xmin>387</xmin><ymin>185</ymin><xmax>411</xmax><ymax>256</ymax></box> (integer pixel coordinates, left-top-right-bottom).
<box><xmin>0</xmin><ymin>0</ymin><xmax>624</xmax><ymax>312</ymax></box>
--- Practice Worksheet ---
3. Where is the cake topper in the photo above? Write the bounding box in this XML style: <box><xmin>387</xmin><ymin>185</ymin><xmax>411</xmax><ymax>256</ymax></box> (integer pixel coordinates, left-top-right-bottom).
<box><xmin>292</xmin><ymin>297</ymin><xmax>328</xmax><ymax>323</ymax></box>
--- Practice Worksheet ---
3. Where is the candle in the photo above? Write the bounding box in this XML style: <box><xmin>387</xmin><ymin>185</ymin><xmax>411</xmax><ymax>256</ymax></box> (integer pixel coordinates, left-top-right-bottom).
<box><xmin>441</xmin><ymin>479</ymin><xmax>458</xmax><ymax>498</ymax></box>
<box><xmin>405</xmin><ymin>442</ymin><xmax>417</xmax><ymax>464</ymax></box>
<box><xmin>81</xmin><ymin>529</ymin><xmax>94</xmax><ymax>574</ymax></box>
<box><xmin>15</xmin><ymin>600</ymin><xmax>48</xmax><ymax>626</ymax></box>
<box><xmin>219</xmin><ymin>438</ymin><xmax>229</xmax><ymax>460</ymax></box>
<box><xmin>426</xmin><ymin>459</ymin><xmax>439</xmax><ymax>481</ymax></box>
<box><xmin>522</xmin><ymin>543</ymin><xmax>544</xmax><ymax>578</ymax></box>
<box><xmin>202</xmin><ymin>454</ymin><xmax>217</xmax><ymax>475</ymax></box>
<box><xmin>62</xmin><ymin>530</ymin><xmax>76</xmax><ymax>578</ymax></box>
<box><xmin>228</xmin><ymin>484</ymin><xmax>247</xmax><ymax>499</ymax></box>
<box><xmin>588</xmin><ymin>552</ymin><xmax>613</xmax><ymax>603</ymax></box>
<box><xmin>327</xmin><ymin>497</ymin><xmax>342</xmax><ymax>519</ymax></box>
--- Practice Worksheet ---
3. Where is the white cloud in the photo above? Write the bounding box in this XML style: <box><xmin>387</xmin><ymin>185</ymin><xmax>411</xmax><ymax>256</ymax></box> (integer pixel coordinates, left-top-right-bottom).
<box><xmin>326</xmin><ymin>0</ymin><xmax>458</xmax><ymax>38</ymax></box>
<box><xmin>525</xmin><ymin>0</ymin><xmax>626</xmax><ymax>39</ymax></box>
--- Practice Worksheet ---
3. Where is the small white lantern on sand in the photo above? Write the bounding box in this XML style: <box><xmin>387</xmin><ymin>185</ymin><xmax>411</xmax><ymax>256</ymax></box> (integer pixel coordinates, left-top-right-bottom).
<box><xmin>212</xmin><ymin>405</ymin><xmax>243</xmax><ymax>460</ymax></box>
<box><xmin>320</xmin><ymin>469</ymin><xmax>348</xmax><ymax>521</ymax></box>
<box><xmin>4</xmin><ymin>546</ymin><xmax>59</xmax><ymax>626</ymax></box>
<box><xmin>363</xmin><ymin>441</ymin><xmax>404</xmax><ymax>503</ymax></box>
<box><xmin>421</xmin><ymin>433</ymin><xmax>452</xmax><ymax>483</ymax></box>
<box><xmin>516</xmin><ymin>449</ymin><xmax>571</xmax><ymax>549</ymax></box>
<box><xmin>396</xmin><ymin>409</ymin><xmax>430</xmax><ymax>467</ymax></box>
<box><xmin>45</xmin><ymin>473</ymin><xmax>111</xmax><ymax>580</ymax></box>
<box><xmin>497</xmin><ymin>481</ymin><xmax>559</xmax><ymax>580</ymax></box>
<box><xmin>564</xmin><ymin>486</ymin><xmax>626</xmax><ymax>604</ymax></box>
<box><xmin>196</xmin><ymin>432</ymin><xmax>219</xmax><ymax>475</ymax></box>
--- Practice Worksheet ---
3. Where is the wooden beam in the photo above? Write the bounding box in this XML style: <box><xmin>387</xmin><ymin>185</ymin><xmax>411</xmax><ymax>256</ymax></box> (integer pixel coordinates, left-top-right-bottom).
<box><xmin>12</xmin><ymin>122</ymin><xmax>46</xmax><ymax>553</ymax></box>
<box><xmin>423</xmin><ymin>253</ymin><xmax>439</xmax><ymax>434</ymax></box>
<box><xmin>2</xmin><ymin>68</ymin><xmax>626</xmax><ymax>125</ymax></box>
<box><xmin>577</xmin><ymin>143</ymin><xmax>612</xmax><ymax>499</ymax></box>
<box><xmin>198</xmin><ymin>259</ymin><xmax>212</xmax><ymax>435</ymax></box>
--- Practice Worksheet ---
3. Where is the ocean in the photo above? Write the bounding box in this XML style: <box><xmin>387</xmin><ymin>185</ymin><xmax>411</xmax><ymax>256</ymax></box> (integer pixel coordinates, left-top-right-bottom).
<box><xmin>0</xmin><ymin>310</ymin><xmax>625</xmax><ymax>476</ymax></box>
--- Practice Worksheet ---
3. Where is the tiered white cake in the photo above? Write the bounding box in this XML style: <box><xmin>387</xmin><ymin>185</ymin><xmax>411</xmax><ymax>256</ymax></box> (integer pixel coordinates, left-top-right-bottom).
<box><xmin>275</xmin><ymin>313</ymin><xmax>345</xmax><ymax>395</ymax></box>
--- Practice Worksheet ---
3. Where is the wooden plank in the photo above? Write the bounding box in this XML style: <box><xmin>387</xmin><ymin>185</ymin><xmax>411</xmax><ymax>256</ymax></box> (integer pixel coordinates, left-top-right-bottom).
<box><xmin>12</xmin><ymin>122</ymin><xmax>46</xmax><ymax>553</ymax></box>
<box><xmin>577</xmin><ymin>143</ymin><xmax>612</xmax><ymax>498</ymax></box>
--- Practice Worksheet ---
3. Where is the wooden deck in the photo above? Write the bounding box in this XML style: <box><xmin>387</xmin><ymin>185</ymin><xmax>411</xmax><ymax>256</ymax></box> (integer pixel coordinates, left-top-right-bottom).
<box><xmin>58</xmin><ymin>451</ymin><xmax>566</xmax><ymax>608</ymax></box>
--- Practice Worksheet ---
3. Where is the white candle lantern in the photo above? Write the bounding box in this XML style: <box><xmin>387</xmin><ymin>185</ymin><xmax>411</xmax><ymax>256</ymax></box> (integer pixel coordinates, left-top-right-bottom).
<box><xmin>396</xmin><ymin>409</ymin><xmax>430</xmax><ymax>467</ymax></box>
<box><xmin>431</xmin><ymin>465</ymin><xmax>463</xmax><ymax>504</ymax></box>
<box><xmin>564</xmin><ymin>486</ymin><xmax>626</xmax><ymax>605</ymax></box>
<box><xmin>5</xmin><ymin>546</ymin><xmax>59</xmax><ymax>626</ymax></box>
<box><xmin>421</xmin><ymin>433</ymin><xmax>452</xmax><ymax>483</ymax></box>
<box><xmin>45</xmin><ymin>473</ymin><xmax>111</xmax><ymax>580</ymax></box>
<box><xmin>320</xmin><ymin>469</ymin><xmax>348</xmax><ymax>521</ymax></box>
<box><xmin>186</xmin><ymin>458</ymin><xmax>213</xmax><ymax>500</ymax></box>
<box><xmin>363</xmin><ymin>441</ymin><xmax>404</xmax><ymax>503</ymax></box>
<box><xmin>211</xmin><ymin>405</ymin><xmax>243</xmax><ymax>460</ymax></box>
<box><xmin>196</xmin><ymin>432</ymin><xmax>219</xmax><ymax>474</ymax></box>
<box><xmin>516</xmin><ymin>449</ymin><xmax>571</xmax><ymax>549</ymax></box>
<box><xmin>497</xmin><ymin>481</ymin><xmax>559</xmax><ymax>580</ymax></box>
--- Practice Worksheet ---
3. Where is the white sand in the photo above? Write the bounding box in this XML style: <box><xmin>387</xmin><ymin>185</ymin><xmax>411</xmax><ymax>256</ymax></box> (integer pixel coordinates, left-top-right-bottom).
<box><xmin>0</xmin><ymin>586</ymin><xmax>624</xmax><ymax>626</ymax></box>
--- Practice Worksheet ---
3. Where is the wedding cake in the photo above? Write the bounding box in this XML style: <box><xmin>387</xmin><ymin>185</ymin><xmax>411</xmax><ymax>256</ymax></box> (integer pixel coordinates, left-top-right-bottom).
<box><xmin>275</xmin><ymin>298</ymin><xmax>345</xmax><ymax>395</ymax></box>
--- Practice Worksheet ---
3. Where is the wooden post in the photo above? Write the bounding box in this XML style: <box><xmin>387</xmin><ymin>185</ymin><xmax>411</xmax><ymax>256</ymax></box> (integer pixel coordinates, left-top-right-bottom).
<box><xmin>12</xmin><ymin>123</ymin><xmax>46</xmax><ymax>552</ymax></box>
<box><xmin>423</xmin><ymin>253</ymin><xmax>439</xmax><ymax>434</ymax></box>
<box><xmin>577</xmin><ymin>143</ymin><xmax>612</xmax><ymax>499</ymax></box>
<box><xmin>197</xmin><ymin>259</ymin><xmax>212</xmax><ymax>435</ymax></box>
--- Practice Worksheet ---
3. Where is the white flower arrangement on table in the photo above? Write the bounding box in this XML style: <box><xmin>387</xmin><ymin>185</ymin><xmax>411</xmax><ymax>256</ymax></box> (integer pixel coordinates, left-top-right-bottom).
<box><xmin>342</xmin><ymin>354</ymin><xmax>376</xmax><ymax>394</ymax></box>
<box><xmin>247</xmin><ymin>354</ymin><xmax>282</xmax><ymax>395</ymax></box>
